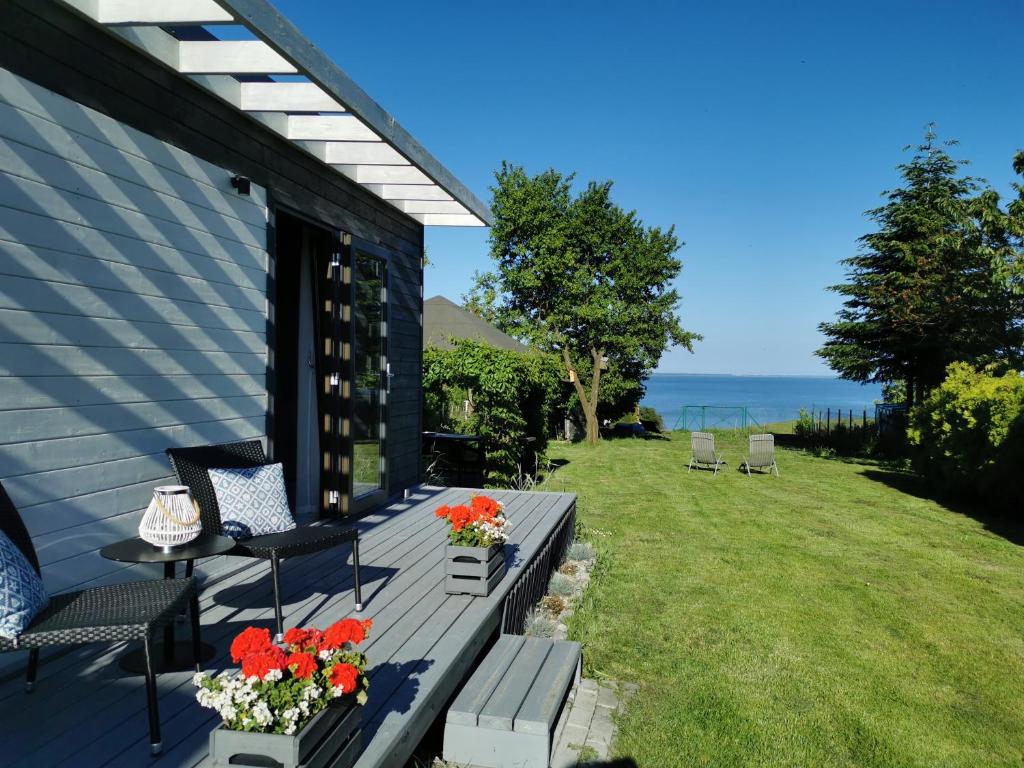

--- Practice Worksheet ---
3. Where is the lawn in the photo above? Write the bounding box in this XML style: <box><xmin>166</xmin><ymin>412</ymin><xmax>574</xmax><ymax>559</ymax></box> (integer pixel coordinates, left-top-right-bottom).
<box><xmin>539</xmin><ymin>431</ymin><xmax>1024</xmax><ymax>767</ymax></box>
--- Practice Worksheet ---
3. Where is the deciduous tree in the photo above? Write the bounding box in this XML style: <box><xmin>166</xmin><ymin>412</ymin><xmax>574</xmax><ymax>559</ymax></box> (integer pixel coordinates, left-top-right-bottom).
<box><xmin>468</xmin><ymin>163</ymin><xmax>699</xmax><ymax>443</ymax></box>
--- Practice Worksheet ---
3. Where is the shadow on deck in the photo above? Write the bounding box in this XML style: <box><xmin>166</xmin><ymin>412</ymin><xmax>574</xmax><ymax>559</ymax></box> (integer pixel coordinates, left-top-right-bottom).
<box><xmin>0</xmin><ymin>486</ymin><xmax>577</xmax><ymax>767</ymax></box>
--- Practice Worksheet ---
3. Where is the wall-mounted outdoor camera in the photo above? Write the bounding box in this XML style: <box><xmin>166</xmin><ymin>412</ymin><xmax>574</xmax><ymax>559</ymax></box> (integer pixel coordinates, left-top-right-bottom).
<box><xmin>230</xmin><ymin>174</ymin><xmax>251</xmax><ymax>195</ymax></box>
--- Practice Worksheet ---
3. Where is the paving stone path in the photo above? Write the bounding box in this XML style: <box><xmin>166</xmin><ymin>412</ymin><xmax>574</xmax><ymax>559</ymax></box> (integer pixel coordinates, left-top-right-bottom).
<box><xmin>551</xmin><ymin>679</ymin><xmax>638</xmax><ymax>767</ymax></box>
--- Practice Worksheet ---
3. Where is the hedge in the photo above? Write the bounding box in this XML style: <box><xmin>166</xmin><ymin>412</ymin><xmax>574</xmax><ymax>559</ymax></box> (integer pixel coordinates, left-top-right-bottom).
<box><xmin>908</xmin><ymin>362</ymin><xmax>1024</xmax><ymax>511</ymax></box>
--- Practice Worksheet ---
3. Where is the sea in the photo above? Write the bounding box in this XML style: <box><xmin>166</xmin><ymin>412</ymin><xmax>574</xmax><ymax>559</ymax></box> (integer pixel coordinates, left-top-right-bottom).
<box><xmin>641</xmin><ymin>373</ymin><xmax>884</xmax><ymax>430</ymax></box>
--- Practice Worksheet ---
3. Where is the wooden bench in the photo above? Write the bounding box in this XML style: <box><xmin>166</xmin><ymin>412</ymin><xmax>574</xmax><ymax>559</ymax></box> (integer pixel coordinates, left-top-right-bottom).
<box><xmin>443</xmin><ymin>635</ymin><xmax>582</xmax><ymax>768</ymax></box>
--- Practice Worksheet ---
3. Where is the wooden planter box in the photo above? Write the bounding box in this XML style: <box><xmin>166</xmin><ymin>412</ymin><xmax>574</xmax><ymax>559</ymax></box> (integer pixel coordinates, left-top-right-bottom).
<box><xmin>209</xmin><ymin>696</ymin><xmax>361</xmax><ymax>768</ymax></box>
<box><xmin>445</xmin><ymin>543</ymin><xmax>506</xmax><ymax>596</ymax></box>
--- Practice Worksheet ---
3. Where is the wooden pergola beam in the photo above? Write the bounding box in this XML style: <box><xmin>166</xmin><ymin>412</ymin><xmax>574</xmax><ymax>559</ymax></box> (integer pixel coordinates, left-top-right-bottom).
<box><xmin>177</xmin><ymin>40</ymin><xmax>297</xmax><ymax>74</ymax></box>
<box><xmin>95</xmin><ymin>0</ymin><xmax>235</xmax><ymax>25</ymax></box>
<box><xmin>367</xmin><ymin>184</ymin><xmax>455</xmax><ymax>201</ymax></box>
<box><xmin>55</xmin><ymin>0</ymin><xmax>491</xmax><ymax>226</ymax></box>
<box><xmin>396</xmin><ymin>200</ymin><xmax>470</xmax><ymax>215</ymax></box>
<box><xmin>239</xmin><ymin>81</ymin><xmax>344</xmax><ymax>112</ymax></box>
<box><xmin>334</xmin><ymin>165</ymin><xmax>431</xmax><ymax>185</ymax></box>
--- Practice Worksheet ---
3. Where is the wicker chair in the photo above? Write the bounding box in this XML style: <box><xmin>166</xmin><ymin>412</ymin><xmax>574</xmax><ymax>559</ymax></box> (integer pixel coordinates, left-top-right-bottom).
<box><xmin>0</xmin><ymin>481</ymin><xmax>199</xmax><ymax>756</ymax></box>
<box><xmin>742</xmin><ymin>434</ymin><xmax>780</xmax><ymax>477</ymax></box>
<box><xmin>166</xmin><ymin>440</ymin><xmax>361</xmax><ymax>641</ymax></box>
<box><xmin>688</xmin><ymin>432</ymin><xmax>727</xmax><ymax>475</ymax></box>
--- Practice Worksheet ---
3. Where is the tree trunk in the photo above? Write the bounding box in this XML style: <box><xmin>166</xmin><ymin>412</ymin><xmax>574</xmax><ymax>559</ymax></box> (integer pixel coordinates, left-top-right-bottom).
<box><xmin>583</xmin><ymin>408</ymin><xmax>600</xmax><ymax>444</ymax></box>
<box><xmin>561</xmin><ymin>346</ymin><xmax>603</xmax><ymax>446</ymax></box>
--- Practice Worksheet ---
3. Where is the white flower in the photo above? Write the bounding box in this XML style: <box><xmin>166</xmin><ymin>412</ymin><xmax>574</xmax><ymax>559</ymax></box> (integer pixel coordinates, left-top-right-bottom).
<box><xmin>252</xmin><ymin>701</ymin><xmax>272</xmax><ymax>726</ymax></box>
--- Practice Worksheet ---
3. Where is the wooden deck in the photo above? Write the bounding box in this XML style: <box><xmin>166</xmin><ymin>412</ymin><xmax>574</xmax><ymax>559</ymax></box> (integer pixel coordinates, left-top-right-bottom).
<box><xmin>0</xmin><ymin>486</ymin><xmax>577</xmax><ymax>768</ymax></box>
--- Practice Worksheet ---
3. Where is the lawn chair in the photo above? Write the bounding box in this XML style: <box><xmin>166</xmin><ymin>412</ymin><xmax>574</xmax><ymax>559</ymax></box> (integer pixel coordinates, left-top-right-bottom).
<box><xmin>0</xmin><ymin>481</ymin><xmax>199</xmax><ymax>755</ymax></box>
<box><xmin>742</xmin><ymin>434</ymin><xmax>780</xmax><ymax>477</ymax></box>
<box><xmin>166</xmin><ymin>440</ymin><xmax>361</xmax><ymax>641</ymax></box>
<box><xmin>688</xmin><ymin>432</ymin><xmax>727</xmax><ymax>475</ymax></box>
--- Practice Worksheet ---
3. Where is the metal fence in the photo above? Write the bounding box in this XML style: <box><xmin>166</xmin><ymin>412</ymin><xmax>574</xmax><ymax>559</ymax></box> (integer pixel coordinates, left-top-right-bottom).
<box><xmin>672</xmin><ymin>405</ymin><xmax>763</xmax><ymax>432</ymax></box>
<box><xmin>501</xmin><ymin>501</ymin><xmax>576</xmax><ymax>634</ymax></box>
<box><xmin>802</xmin><ymin>406</ymin><xmax>873</xmax><ymax>435</ymax></box>
<box><xmin>875</xmin><ymin>403</ymin><xmax>908</xmax><ymax>435</ymax></box>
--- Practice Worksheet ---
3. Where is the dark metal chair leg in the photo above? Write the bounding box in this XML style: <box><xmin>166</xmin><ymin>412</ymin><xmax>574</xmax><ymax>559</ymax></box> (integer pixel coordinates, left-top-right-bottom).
<box><xmin>189</xmin><ymin>590</ymin><xmax>202</xmax><ymax>673</ymax></box>
<box><xmin>143</xmin><ymin>637</ymin><xmax>161</xmax><ymax>756</ymax></box>
<box><xmin>270</xmin><ymin>556</ymin><xmax>284</xmax><ymax>642</ymax></box>
<box><xmin>180</xmin><ymin>559</ymin><xmax>196</xmax><ymax>618</ymax></box>
<box><xmin>25</xmin><ymin>648</ymin><xmax>39</xmax><ymax>693</ymax></box>
<box><xmin>352</xmin><ymin>537</ymin><xmax>363</xmax><ymax>612</ymax></box>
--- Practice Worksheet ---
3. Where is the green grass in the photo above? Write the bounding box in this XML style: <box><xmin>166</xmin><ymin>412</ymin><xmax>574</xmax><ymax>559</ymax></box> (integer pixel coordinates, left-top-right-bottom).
<box><xmin>540</xmin><ymin>431</ymin><xmax>1024</xmax><ymax>767</ymax></box>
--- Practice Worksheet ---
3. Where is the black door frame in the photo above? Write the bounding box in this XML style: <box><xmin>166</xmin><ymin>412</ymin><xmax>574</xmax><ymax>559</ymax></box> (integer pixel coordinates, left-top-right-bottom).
<box><xmin>348</xmin><ymin>235</ymin><xmax>392</xmax><ymax>516</ymax></box>
<box><xmin>268</xmin><ymin>201</ymin><xmax>394</xmax><ymax>519</ymax></box>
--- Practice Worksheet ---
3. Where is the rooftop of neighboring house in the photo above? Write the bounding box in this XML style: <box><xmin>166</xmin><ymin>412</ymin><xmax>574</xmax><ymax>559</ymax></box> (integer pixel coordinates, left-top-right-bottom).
<box><xmin>423</xmin><ymin>296</ymin><xmax>529</xmax><ymax>353</ymax></box>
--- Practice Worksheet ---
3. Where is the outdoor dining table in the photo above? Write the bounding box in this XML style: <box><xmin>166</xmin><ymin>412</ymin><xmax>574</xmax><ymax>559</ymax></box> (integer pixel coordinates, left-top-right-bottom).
<box><xmin>100</xmin><ymin>534</ymin><xmax>234</xmax><ymax>673</ymax></box>
<box><xmin>422</xmin><ymin>431</ymin><xmax>482</xmax><ymax>486</ymax></box>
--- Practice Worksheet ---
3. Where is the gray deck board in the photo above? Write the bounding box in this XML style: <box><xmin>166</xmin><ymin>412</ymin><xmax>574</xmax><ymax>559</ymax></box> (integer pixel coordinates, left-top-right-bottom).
<box><xmin>478</xmin><ymin>638</ymin><xmax>552</xmax><ymax>730</ymax></box>
<box><xmin>448</xmin><ymin>634</ymin><xmax>526</xmax><ymax>726</ymax></box>
<box><xmin>515</xmin><ymin>641</ymin><xmax>581</xmax><ymax>735</ymax></box>
<box><xmin>0</xmin><ymin>486</ymin><xmax>575</xmax><ymax>768</ymax></box>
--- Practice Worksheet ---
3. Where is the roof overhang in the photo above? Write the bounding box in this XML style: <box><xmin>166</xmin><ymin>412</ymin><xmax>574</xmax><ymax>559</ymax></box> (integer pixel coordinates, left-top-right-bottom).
<box><xmin>55</xmin><ymin>0</ymin><xmax>491</xmax><ymax>227</ymax></box>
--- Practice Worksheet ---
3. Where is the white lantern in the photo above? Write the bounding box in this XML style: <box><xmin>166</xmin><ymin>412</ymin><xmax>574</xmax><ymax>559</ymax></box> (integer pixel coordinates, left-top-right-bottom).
<box><xmin>139</xmin><ymin>486</ymin><xmax>203</xmax><ymax>551</ymax></box>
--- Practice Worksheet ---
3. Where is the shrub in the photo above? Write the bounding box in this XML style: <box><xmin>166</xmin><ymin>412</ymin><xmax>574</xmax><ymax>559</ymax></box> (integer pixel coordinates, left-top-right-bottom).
<box><xmin>539</xmin><ymin>595</ymin><xmax>567</xmax><ymax>616</ymax></box>
<box><xmin>794</xmin><ymin>408</ymin><xmax>815</xmax><ymax>438</ymax></box>
<box><xmin>523</xmin><ymin>609</ymin><xmax>557</xmax><ymax>638</ymax></box>
<box><xmin>423</xmin><ymin>339</ymin><xmax>564</xmax><ymax>486</ymax></box>
<box><xmin>638</xmin><ymin>406</ymin><xmax>664</xmax><ymax>432</ymax></box>
<box><xmin>567</xmin><ymin>541</ymin><xmax>596</xmax><ymax>562</ymax></box>
<box><xmin>548</xmin><ymin>572</ymin><xmax>575</xmax><ymax>597</ymax></box>
<box><xmin>908</xmin><ymin>362</ymin><xmax>1024</xmax><ymax>510</ymax></box>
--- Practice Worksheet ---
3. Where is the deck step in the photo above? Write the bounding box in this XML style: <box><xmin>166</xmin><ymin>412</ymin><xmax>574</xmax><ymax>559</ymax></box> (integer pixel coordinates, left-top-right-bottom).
<box><xmin>443</xmin><ymin>635</ymin><xmax>582</xmax><ymax>768</ymax></box>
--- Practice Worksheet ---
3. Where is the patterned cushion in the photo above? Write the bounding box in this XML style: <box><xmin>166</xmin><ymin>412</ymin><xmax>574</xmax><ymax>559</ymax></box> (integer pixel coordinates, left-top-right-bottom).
<box><xmin>0</xmin><ymin>530</ymin><xmax>49</xmax><ymax>640</ymax></box>
<box><xmin>208</xmin><ymin>463</ymin><xmax>296</xmax><ymax>540</ymax></box>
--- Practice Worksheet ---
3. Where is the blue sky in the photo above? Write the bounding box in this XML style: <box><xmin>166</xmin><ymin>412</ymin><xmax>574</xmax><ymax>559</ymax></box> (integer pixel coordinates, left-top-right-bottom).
<box><xmin>278</xmin><ymin>0</ymin><xmax>1023</xmax><ymax>375</ymax></box>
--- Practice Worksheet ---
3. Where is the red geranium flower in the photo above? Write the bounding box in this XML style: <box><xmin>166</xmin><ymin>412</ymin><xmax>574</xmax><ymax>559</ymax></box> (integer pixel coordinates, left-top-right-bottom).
<box><xmin>329</xmin><ymin>662</ymin><xmax>359</xmax><ymax>693</ymax></box>
<box><xmin>241</xmin><ymin>645</ymin><xmax>286</xmax><ymax>680</ymax></box>
<box><xmin>306</xmin><ymin>628</ymin><xmax>325</xmax><ymax>649</ymax></box>
<box><xmin>282</xmin><ymin>627</ymin><xmax>311</xmax><ymax>648</ymax></box>
<box><xmin>471</xmin><ymin>495</ymin><xmax>500</xmax><ymax>519</ymax></box>
<box><xmin>286</xmin><ymin>651</ymin><xmax>318</xmax><ymax>680</ymax></box>
<box><xmin>435</xmin><ymin>504</ymin><xmax>450</xmax><ymax>519</ymax></box>
<box><xmin>323</xmin><ymin>617</ymin><xmax>371</xmax><ymax>649</ymax></box>
<box><xmin>230</xmin><ymin>626</ymin><xmax>272</xmax><ymax>663</ymax></box>
<box><xmin>283</xmin><ymin>627</ymin><xmax>325</xmax><ymax>652</ymax></box>
<box><xmin>448</xmin><ymin>504</ymin><xmax>472</xmax><ymax>532</ymax></box>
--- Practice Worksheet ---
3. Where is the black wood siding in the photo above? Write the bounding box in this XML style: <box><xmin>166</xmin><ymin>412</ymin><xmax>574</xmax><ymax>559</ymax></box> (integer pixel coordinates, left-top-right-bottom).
<box><xmin>0</xmin><ymin>0</ymin><xmax>424</xmax><ymax>498</ymax></box>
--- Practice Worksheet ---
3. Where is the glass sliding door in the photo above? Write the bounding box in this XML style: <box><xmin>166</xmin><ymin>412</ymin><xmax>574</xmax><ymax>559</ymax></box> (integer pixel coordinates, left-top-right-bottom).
<box><xmin>350</xmin><ymin>247</ymin><xmax>388</xmax><ymax>502</ymax></box>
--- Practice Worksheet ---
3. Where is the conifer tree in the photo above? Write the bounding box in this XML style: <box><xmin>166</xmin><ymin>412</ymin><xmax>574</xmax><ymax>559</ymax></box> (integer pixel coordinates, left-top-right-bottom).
<box><xmin>818</xmin><ymin>129</ymin><xmax>1024</xmax><ymax>405</ymax></box>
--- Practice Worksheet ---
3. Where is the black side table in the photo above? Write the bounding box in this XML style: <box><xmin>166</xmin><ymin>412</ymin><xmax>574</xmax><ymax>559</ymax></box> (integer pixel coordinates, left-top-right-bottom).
<box><xmin>101</xmin><ymin>534</ymin><xmax>235</xmax><ymax>674</ymax></box>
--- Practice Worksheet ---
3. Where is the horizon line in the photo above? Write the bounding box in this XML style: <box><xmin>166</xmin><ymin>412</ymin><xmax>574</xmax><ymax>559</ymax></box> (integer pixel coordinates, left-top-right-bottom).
<box><xmin>649</xmin><ymin>372</ymin><xmax>874</xmax><ymax>381</ymax></box>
